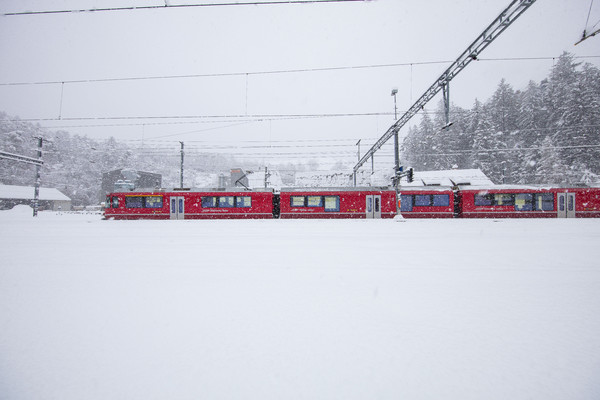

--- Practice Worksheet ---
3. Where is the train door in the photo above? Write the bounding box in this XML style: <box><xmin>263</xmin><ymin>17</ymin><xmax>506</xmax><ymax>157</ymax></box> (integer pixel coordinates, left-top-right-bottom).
<box><xmin>557</xmin><ymin>192</ymin><xmax>576</xmax><ymax>218</ymax></box>
<box><xmin>170</xmin><ymin>196</ymin><xmax>185</xmax><ymax>220</ymax></box>
<box><xmin>366</xmin><ymin>195</ymin><xmax>382</xmax><ymax>219</ymax></box>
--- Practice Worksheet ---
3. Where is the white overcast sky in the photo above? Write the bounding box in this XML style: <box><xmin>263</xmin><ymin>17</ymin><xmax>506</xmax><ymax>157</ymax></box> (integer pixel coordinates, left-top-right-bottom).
<box><xmin>1</xmin><ymin>0</ymin><xmax>599</xmax><ymax>166</ymax></box>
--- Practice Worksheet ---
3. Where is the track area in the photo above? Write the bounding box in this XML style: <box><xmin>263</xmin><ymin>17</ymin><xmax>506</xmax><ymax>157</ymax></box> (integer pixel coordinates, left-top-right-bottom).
<box><xmin>1</xmin><ymin>208</ymin><xmax>600</xmax><ymax>399</ymax></box>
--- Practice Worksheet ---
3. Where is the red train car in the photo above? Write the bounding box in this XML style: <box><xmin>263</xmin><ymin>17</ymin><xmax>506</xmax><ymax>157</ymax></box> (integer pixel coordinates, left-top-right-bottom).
<box><xmin>459</xmin><ymin>186</ymin><xmax>600</xmax><ymax>218</ymax></box>
<box><xmin>104</xmin><ymin>189</ymin><xmax>275</xmax><ymax>220</ymax></box>
<box><xmin>278</xmin><ymin>187</ymin><xmax>397</xmax><ymax>219</ymax></box>
<box><xmin>398</xmin><ymin>187</ymin><xmax>456</xmax><ymax>218</ymax></box>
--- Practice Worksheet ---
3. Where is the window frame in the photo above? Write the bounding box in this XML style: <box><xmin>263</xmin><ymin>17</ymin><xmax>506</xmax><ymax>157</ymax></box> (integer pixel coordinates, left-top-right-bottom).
<box><xmin>290</xmin><ymin>196</ymin><xmax>306</xmax><ymax>208</ymax></box>
<box><xmin>324</xmin><ymin>196</ymin><xmax>340</xmax><ymax>212</ymax></box>
<box><xmin>534</xmin><ymin>193</ymin><xmax>554</xmax><ymax>211</ymax></box>
<box><xmin>306</xmin><ymin>196</ymin><xmax>323</xmax><ymax>207</ymax></box>
<box><xmin>432</xmin><ymin>194</ymin><xmax>450</xmax><ymax>207</ymax></box>
<box><xmin>236</xmin><ymin>196</ymin><xmax>252</xmax><ymax>208</ymax></box>
<box><xmin>515</xmin><ymin>193</ymin><xmax>533</xmax><ymax>211</ymax></box>
<box><xmin>414</xmin><ymin>194</ymin><xmax>432</xmax><ymax>207</ymax></box>
<box><xmin>218</xmin><ymin>196</ymin><xmax>235</xmax><ymax>208</ymax></box>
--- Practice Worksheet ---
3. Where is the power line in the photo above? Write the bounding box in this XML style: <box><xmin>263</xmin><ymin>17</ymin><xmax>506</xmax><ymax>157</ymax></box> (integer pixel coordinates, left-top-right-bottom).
<box><xmin>0</xmin><ymin>61</ymin><xmax>452</xmax><ymax>87</ymax></box>
<box><xmin>2</xmin><ymin>0</ymin><xmax>368</xmax><ymax>17</ymax></box>
<box><xmin>21</xmin><ymin>112</ymin><xmax>393</xmax><ymax>124</ymax></box>
<box><xmin>2</xmin><ymin>56</ymin><xmax>599</xmax><ymax>87</ymax></box>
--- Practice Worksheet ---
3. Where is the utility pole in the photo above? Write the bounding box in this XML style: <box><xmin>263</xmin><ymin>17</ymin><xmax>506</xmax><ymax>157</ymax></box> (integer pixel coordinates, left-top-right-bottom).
<box><xmin>33</xmin><ymin>137</ymin><xmax>43</xmax><ymax>217</ymax></box>
<box><xmin>179</xmin><ymin>141</ymin><xmax>184</xmax><ymax>188</ymax></box>
<box><xmin>354</xmin><ymin>139</ymin><xmax>361</xmax><ymax>187</ymax></box>
<box><xmin>391</xmin><ymin>88</ymin><xmax>400</xmax><ymax>181</ymax></box>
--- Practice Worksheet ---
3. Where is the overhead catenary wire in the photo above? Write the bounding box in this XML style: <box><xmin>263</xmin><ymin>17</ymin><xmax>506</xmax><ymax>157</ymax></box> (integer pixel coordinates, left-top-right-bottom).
<box><xmin>2</xmin><ymin>0</ymin><xmax>368</xmax><ymax>17</ymax></box>
<box><xmin>2</xmin><ymin>56</ymin><xmax>599</xmax><ymax>87</ymax></box>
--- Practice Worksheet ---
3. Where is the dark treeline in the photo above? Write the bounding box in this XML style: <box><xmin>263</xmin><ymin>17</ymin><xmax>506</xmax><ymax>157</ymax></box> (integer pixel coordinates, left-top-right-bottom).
<box><xmin>401</xmin><ymin>52</ymin><xmax>600</xmax><ymax>185</ymax></box>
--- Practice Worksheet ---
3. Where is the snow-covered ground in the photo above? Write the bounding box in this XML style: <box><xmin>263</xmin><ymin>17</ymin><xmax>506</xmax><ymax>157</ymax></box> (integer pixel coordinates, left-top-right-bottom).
<box><xmin>1</xmin><ymin>206</ymin><xmax>600</xmax><ymax>400</ymax></box>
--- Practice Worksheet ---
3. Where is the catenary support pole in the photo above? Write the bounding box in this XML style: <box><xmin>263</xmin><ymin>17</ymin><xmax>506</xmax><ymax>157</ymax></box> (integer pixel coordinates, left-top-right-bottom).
<box><xmin>33</xmin><ymin>137</ymin><xmax>43</xmax><ymax>217</ymax></box>
<box><xmin>179</xmin><ymin>141</ymin><xmax>184</xmax><ymax>188</ymax></box>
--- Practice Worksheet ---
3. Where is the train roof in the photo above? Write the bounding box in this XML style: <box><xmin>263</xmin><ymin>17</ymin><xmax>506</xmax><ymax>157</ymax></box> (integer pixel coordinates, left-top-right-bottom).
<box><xmin>111</xmin><ymin>187</ymin><xmax>275</xmax><ymax>194</ymax></box>
<box><xmin>280</xmin><ymin>186</ymin><xmax>394</xmax><ymax>192</ymax></box>
<box><xmin>458</xmin><ymin>184</ymin><xmax>598</xmax><ymax>191</ymax></box>
<box><xmin>397</xmin><ymin>186</ymin><xmax>455</xmax><ymax>192</ymax></box>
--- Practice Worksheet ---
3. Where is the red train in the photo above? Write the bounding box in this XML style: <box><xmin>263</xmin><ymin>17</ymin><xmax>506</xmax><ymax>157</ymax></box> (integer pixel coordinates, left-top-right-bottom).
<box><xmin>104</xmin><ymin>185</ymin><xmax>600</xmax><ymax>220</ymax></box>
<box><xmin>104</xmin><ymin>187</ymin><xmax>397</xmax><ymax>220</ymax></box>
<box><xmin>398</xmin><ymin>185</ymin><xmax>600</xmax><ymax>218</ymax></box>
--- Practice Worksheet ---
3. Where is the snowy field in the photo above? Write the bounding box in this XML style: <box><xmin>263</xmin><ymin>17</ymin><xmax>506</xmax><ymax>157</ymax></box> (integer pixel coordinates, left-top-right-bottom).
<box><xmin>1</xmin><ymin>206</ymin><xmax>600</xmax><ymax>400</ymax></box>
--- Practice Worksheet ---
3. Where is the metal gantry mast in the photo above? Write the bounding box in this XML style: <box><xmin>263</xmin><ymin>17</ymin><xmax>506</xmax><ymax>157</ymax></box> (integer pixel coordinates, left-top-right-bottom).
<box><xmin>353</xmin><ymin>0</ymin><xmax>537</xmax><ymax>184</ymax></box>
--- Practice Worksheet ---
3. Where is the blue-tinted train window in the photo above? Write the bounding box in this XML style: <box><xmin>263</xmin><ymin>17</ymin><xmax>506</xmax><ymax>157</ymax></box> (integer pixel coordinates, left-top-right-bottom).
<box><xmin>201</xmin><ymin>196</ymin><xmax>217</xmax><ymax>208</ymax></box>
<box><xmin>535</xmin><ymin>193</ymin><xmax>554</xmax><ymax>211</ymax></box>
<box><xmin>236</xmin><ymin>196</ymin><xmax>252</xmax><ymax>208</ymax></box>
<box><xmin>324</xmin><ymin>196</ymin><xmax>340</xmax><ymax>212</ymax></box>
<box><xmin>145</xmin><ymin>196</ymin><xmax>163</xmax><ymax>208</ymax></box>
<box><xmin>290</xmin><ymin>196</ymin><xmax>305</xmax><ymax>207</ymax></box>
<box><xmin>219</xmin><ymin>196</ymin><xmax>235</xmax><ymax>208</ymax></box>
<box><xmin>415</xmin><ymin>195</ymin><xmax>431</xmax><ymax>207</ymax></box>
<box><xmin>474</xmin><ymin>194</ymin><xmax>493</xmax><ymax>206</ymax></box>
<box><xmin>307</xmin><ymin>196</ymin><xmax>323</xmax><ymax>207</ymax></box>
<box><xmin>515</xmin><ymin>193</ymin><xmax>533</xmax><ymax>211</ymax></box>
<box><xmin>126</xmin><ymin>196</ymin><xmax>143</xmax><ymax>208</ymax></box>
<box><xmin>432</xmin><ymin>194</ymin><xmax>450</xmax><ymax>207</ymax></box>
<box><xmin>400</xmin><ymin>195</ymin><xmax>413</xmax><ymax>212</ymax></box>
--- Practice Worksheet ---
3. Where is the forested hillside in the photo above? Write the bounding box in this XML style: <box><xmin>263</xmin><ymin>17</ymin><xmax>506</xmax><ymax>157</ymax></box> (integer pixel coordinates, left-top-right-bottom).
<box><xmin>0</xmin><ymin>116</ymin><xmax>239</xmax><ymax>205</ymax></box>
<box><xmin>402</xmin><ymin>52</ymin><xmax>600</xmax><ymax>185</ymax></box>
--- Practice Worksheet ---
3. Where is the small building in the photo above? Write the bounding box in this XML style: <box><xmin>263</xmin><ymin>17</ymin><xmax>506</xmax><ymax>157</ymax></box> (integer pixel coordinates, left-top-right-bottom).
<box><xmin>0</xmin><ymin>184</ymin><xmax>72</xmax><ymax>211</ymax></box>
<box><xmin>101</xmin><ymin>169</ymin><xmax>162</xmax><ymax>200</ymax></box>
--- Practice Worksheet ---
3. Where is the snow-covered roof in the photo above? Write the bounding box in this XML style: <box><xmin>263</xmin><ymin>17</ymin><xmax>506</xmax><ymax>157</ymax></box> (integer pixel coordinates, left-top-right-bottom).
<box><xmin>402</xmin><ymin>168</ymin><xmax>494</xmax><ymax>187</ymax></box>
<box><xmin>0</xmin><ymin>184</ymin><xmax>71</xmax><ymax>201</ymax></box>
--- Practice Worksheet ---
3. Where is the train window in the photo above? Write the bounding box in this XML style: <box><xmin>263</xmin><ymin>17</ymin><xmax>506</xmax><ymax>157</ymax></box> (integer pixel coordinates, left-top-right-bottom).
<box><xmin>494</xmin><ymin>194</ymin><xmax>514</xmax><ymax>206</ymax></box>
<box><xmin>201</xmin><ymin>196</ymin><xmax>217</xmax><ymax>208</ymax></box>
<box><xmin>535</xmin><ymin>193</ymin><xmax>554</xmax><ymax>211</ymax></box>
<box><xmin>307</xmin><ymin>196</ymin><xmax>323</xmax><ymax>207</ymax></box>
<box><xmin>415</xmin><ymin>195</ymin><xmax>431</xmax><ymax>207</ymax></box>
<box><xmin>474</xmin><ymin>194</ymin><xmax>493</xmax><ymax>206</ymax></box>
<box><xmin>291</xmin><ymin>196</ymin><xmax>305</xmax><ymax>207</ymax></box>
<box><xmin>145</xmin><ymin>196</ymin><xmax>163</xmax><ymax>208</ymax></box>
<box><xmin>219</xmin><ymin>196</ymin><xmax>235</xmax><ymax>208</ymax></box>
<box><xmin>125</xmin><ymin>196</ymin><xmax>163</xmax><ymax>208</ymax></box>
<box><xmin>324</xmin><ymin>196</ymin><xmax>340</xmax><ymax>212</ymax></box>
<box><xmin>125</xmin><ymin>196</ymin><xmax>144</xmax><ymax>208</ymax></box>
<box><xmin>400</xmin><ymin>195</ymin><xmax>413</xmax><ymax>212</ymax></box>
<box><xmin>515</xmin><ymin>194</ymin><xmax>533</xmax><ymax>211</ymax></box>
<box><xmin>432</xmin><ymin>194</ymin><xmax>450</xmax><ymax>207</ymax></box>
<box><xmin>236</xmin><ymin>196</ymin><xmax>252</xmax><ymax>208</ymax></box>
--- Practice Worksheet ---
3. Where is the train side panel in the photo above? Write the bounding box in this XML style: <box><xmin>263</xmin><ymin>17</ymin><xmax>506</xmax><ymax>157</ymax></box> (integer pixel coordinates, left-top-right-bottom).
<box><xmin>180</xmin><ymin>191</ymin><xmax>274</xmax><ymax>219</ymax></box>
<box><xmin>460</xmin><ymin>187</ymin><xmax>600</xmax><ymax>218</ymax></box>
<box><xmin>104</xmin><ymin>190</ymin><xmax>274</xmax><ymax>220</ymax></box>
<box><xmin>569</xmin><ymin>188</ymin><xmax>600</xmax><ymax>218</ymax></box>
<box><xmin>104</xmin><ymin>192</ymin><xmax>170</xmax><ymax>220</ymax></box>
<box><xmin>460</xmin><ymin>187</ymin><xmax>559</xmax><ymax>218</ymax></box>
<box><xmin>279</xmin><ymin>189</ymin><xmax>396</xmax><ymax>219</ymax></box>
<box><xmin>398</xmin><ymin>188</ymin><xmax>455</xmax><ymax>218</ymax></box>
